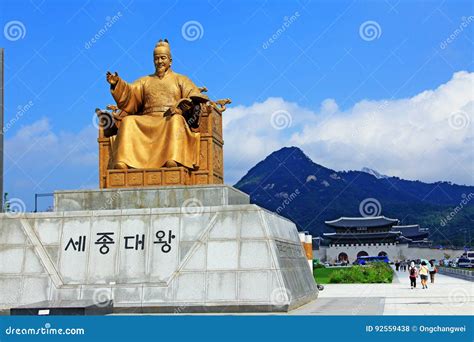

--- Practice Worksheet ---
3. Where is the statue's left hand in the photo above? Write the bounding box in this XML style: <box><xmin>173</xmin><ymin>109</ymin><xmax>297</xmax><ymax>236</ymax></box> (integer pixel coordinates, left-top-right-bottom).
<box><xmin>169</xmin><ymin>106</ymin><xmax>183</xmax><ymax>116</ymax></box>
<box><xmin>168</xmin><ymin>98</ymin><xmax>191</xmax><ymax>116</ymax></box>
<box><xmin>176</xmin><ymin>98</ymin><xmax>193</xmax><ymax>112</ymax></box>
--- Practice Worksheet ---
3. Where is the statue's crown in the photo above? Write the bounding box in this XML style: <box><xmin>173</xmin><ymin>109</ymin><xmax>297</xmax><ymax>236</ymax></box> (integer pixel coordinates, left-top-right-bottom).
<box><xmin>154</xmin><ymin>39</ymin><xmax>171</xmax><ymax>56</ymax></box>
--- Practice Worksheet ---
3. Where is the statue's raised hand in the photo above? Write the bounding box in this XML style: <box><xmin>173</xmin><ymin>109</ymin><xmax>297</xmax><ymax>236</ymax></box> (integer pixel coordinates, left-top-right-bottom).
<box><xmin>106</xmin><ymin>71</ymin><xmax>119</xmax><ymax>86</ymax></box>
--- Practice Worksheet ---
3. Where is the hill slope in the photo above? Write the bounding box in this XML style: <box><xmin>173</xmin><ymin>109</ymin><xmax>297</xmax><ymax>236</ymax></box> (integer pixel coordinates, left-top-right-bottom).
<box><xmin>234</xmin><ymin>147</ymin><xmax>474</xmax><ymax>248</ymax></box>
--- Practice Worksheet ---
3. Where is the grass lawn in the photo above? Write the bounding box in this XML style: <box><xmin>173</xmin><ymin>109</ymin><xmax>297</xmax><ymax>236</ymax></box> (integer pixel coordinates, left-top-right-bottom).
<box><xmin>314</xmin><ymin>263</ymin><xmax>394</xmax><ymax>284</ymax></box>
<box><xmin>313</xmin><ymin>267</ymin><xmax>337</xmax><ymax>284</ymax></box>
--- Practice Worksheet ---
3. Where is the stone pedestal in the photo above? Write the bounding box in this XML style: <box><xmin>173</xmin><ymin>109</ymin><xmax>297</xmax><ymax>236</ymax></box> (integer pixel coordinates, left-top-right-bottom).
<box><xmin>0</xmin><ymin>185</ymin><xmax>318</xmax><ymax>313</ymax></box>
<box><xmin>54</xmin><ymin>185</ymin><xmax>250</xmax><ymax>211</ymax></box>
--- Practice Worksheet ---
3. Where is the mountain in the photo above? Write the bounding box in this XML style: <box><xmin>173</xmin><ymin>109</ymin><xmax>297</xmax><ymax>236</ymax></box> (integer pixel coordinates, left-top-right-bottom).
<box><xmin>234</xmin><ymin>146</ymin><xmax>474</xmax><ymax>248</ymax></box>
<box><xmin>361</xmin><ymin>167</ymin><xmax>388</xmax><ymax>179</ymax></box>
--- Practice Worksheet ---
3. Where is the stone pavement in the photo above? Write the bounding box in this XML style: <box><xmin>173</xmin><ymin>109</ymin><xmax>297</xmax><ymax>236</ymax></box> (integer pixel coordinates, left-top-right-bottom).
<box><xmin>289</xmin><ymin>267</ymin><xmax>473</xmax><ymax>315</ymax></box>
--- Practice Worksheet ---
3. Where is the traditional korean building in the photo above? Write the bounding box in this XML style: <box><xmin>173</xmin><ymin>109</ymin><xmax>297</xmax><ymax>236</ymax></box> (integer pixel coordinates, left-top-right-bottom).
<box><xmin>394</xmin><ymin>225</ymin><xmax>430</xmax><ymax>245</ymax></box>
<box><xmin>321</xmin><ymin>216</ymin><xmax>430</xmax><ymax>263</ymax></box>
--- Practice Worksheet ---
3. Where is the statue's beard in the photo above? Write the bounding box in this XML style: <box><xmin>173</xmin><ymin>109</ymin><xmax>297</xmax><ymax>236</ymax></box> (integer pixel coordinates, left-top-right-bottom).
<box><xmin>156</xmin><ymin>65</ymin><xmax>168</xmax><ymax>78</ymax></box>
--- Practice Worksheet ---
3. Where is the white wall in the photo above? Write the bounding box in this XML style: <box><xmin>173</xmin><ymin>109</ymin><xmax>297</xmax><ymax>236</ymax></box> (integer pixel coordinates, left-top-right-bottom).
<box><xmin>314</xmin><ymin>246</ymin><xmax>327</xmax><ymax>261</ymax></box>
<box><xmin>315</xmin><ymin>244</ymin><xmax>464</xmax><ymax>263</ymax></box>
<box><xmin>325</xmin><ymin>243</ymin><xmax>399</xmax><ymax>263</ymax></box>
<box><xmin>402</xmin><ymin>247</ymin><xmax>465</xmax><ymax>260</ymax></box>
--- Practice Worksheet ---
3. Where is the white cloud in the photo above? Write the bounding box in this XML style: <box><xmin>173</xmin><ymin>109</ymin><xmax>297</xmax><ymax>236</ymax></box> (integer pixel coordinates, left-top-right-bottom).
<box><xmin>4</xmin><ymin>118</ymin><xmax>97</xmax><ymax>209</ymax></box>
<box><xmin>223</xmin><ymin>97</ymin><xmax>316</xmax><ymax>182</ymax></box>
<box><xmin>224</xmin><ymin>71</ymin><xmax>474</xmax><ymax>185</ymax></box>
<box><xmin>5</xmin><ymin>118</ymin><xmax>97</xmax><ymax>169</ymax></box>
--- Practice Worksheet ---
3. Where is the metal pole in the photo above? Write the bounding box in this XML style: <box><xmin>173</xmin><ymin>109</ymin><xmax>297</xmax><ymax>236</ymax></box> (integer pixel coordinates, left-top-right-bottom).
<box><xmin>0</xmin><ymin>48</ymin><xmax>4</xmax><ymax>212</ymax></box>
<box><xmin>34</xmin><ymin>193</ymin><xmax>54</xmax><ymax>212</ymax></box>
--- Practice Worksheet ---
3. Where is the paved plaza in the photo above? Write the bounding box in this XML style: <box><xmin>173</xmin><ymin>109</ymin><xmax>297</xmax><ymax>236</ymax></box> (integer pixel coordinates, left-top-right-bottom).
<box><xmin>290</xmin><ymin>268</ymin><xmax>473</xmax><ymax>315</ymax></box>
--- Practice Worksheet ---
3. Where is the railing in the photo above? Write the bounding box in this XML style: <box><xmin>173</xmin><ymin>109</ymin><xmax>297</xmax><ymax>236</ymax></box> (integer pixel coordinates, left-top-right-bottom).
<box><xmin>438</xmin><ymin>266</ymin><xmax>474</xmax><ymax>281</ymax></box>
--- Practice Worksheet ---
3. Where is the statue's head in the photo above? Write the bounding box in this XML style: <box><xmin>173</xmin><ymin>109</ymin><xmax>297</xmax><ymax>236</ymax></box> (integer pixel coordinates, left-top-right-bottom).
<box><xmin>154</xmin><ymin>39</ymin><xmax>172</xmax><ymax>77</ymax></box>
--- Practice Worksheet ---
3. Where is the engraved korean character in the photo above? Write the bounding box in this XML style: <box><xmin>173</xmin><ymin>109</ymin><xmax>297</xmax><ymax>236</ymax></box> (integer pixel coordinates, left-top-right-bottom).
<box><xmin>95</xmin><ymin>232</ymin><xmax>115</xmax><ymax>255</ymax></box>
<box><xmin>124</xmin><ymin>234</ymin><xmax>145</xmax><ymax>250</ymax></box>
<box><xmin>154</xmin><ymin>230</ymin><xmax>176</xmax><ymax>253</ymax></box>
<box><xmin>65</xmin><ymin>236</ymin><xmax>87</xmax><ymax>252</ymax></box>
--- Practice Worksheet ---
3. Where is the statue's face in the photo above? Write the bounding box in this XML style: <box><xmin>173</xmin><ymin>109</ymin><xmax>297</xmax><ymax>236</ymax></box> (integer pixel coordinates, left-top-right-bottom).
<box><xmin>154</xmin><ymin>53</ymin><xmax>171</xmax><ymax>74</ymax></box>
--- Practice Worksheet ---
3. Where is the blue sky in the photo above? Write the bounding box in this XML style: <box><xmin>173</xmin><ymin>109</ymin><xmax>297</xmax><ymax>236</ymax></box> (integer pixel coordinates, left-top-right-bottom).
<box><xmin>0</xmin><ymin>0</ymin><xmax>473</xmax><ymax>210</ymax></box>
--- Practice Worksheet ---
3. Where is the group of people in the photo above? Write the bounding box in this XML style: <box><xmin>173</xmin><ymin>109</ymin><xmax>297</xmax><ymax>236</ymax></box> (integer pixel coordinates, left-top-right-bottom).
<box><xmin>394</xmin><ymin>260</ymin><xmax>409</xmax><ymax>271</ymax></box>
<box><xmin>407</xmin><ymin>260</ymin><xmax>437</xmax><ymax>289</ymax></box>
<box><xmin>395</xmin><ymin>259</ymin><xmax>437</xmax><ymax>289</ymax></box>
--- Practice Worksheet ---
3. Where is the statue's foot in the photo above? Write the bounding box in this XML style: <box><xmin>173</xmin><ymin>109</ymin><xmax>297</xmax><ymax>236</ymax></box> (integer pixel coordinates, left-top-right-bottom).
<box><xmin>164</xmin><ymin>160</ymin><xmax>178</xmax><ymax>167</ymax></box>
<box><xmin>114</xmin><ymin>162</ymin><xmax>128</xmax><ymax>169</ymax></box>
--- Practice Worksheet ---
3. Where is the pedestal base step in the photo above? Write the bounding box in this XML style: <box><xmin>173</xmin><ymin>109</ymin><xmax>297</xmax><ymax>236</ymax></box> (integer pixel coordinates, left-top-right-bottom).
<box><xmin>54</xmin><ymin>184</ymin><xmax>249</xmax><ymax>211</ymax></box>
<box><xmin>10</xmin><ymin>300</ymin><xmax>113</xmax><ymax>316</ymax></box>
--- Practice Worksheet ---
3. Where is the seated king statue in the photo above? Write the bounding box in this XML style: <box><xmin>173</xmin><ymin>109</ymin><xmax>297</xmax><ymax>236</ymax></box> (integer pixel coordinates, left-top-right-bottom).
<box><xmin>105</xmin><ymin>39</ymin><xmax>209</xmax><ymax>170</ymax></box>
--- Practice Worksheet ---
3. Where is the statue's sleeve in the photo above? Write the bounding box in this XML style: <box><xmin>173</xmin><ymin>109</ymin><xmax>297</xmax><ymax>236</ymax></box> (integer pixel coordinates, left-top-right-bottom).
<box><xmin>178</xmin><ymin>75</ymin><xmax>203</xmax><ymax>98</ymax></box>
<box><xmin>111</xmin><ymin>77</ymin><xmax>144</xmax><ymax>114</ymax></box>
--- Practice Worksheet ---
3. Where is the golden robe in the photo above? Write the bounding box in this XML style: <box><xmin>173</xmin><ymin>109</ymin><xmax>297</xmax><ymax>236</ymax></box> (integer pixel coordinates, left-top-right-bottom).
<box><xmin>110</xmin><ymin>70</ymin><xmax>203</xmax><ymax>169</ymax></box>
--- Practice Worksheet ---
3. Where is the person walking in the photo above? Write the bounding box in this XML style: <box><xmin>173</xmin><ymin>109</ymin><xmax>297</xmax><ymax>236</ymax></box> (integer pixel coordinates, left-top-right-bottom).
<box><xmin>395</xmin><ymin>260</ymin><xmax>400</xmax><ymax>271</ymax></box>
<box><xmin>429</xmin><ymin>260</ymin><xmax>437</xmax><ymax>284</ymax></box>
<box><xmin>419</xmin><ymin>261</ymin><xmax>429</xmax><ymax>289</ymax></box>
<box><xmin>408</xmin><ymin>261</ymin><xmax>418</xmax><ymax>289</ymax></box>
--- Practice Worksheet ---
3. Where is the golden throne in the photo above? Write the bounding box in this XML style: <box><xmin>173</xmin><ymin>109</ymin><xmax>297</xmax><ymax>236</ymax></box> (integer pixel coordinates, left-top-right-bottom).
<box><xmin>97</xmin><ymin>102</ymin><xmax>227</xmax><ymax>189</ymax></box>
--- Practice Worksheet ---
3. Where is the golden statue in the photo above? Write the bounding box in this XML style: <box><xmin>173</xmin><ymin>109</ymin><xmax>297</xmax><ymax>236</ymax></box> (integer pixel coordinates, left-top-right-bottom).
<box><xmin>105</xmin><ymin>39</ymin><xmax>209</xmax><ymax>170</ymax></box>
<box><xmin>96</xmin><ymin>39</ymin><xmax>230</xmax><ymax>188</ymax></box>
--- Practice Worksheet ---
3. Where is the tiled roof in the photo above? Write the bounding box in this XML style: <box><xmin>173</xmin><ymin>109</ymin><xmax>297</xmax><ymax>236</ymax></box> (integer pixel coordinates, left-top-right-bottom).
<box><xmin>324</xmin><ymin>216</ymin><xmax>399</xmax><ymax>228</ymax></box>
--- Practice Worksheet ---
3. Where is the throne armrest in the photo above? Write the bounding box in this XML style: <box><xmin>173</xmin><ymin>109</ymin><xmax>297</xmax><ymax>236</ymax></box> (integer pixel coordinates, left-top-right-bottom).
<box><xmin>95</xmin><ymin>108</ymin><xmax>118</xmax><ymax>137</ymax></box>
